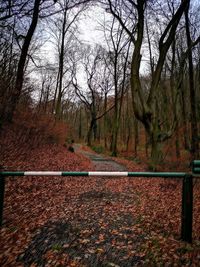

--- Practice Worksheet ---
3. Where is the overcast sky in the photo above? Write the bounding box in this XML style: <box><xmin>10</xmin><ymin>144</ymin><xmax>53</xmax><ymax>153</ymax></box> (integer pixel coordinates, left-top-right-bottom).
<box><xmin>79</xmin><ymin>6</ymin><xmax>106</xmax><ymax>46</ymax></box>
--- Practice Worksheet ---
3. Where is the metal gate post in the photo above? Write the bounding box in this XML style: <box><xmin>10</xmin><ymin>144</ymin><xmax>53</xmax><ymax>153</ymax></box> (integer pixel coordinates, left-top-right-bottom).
<box><xmin>0</xmin><ymin>175</ymin><xmax>5</xmax><ymax>226</ymax></box>
<box><xmin>181</xmin><ymin>174</ymin><xmax>193</xmax><ymax>243</ymax></box>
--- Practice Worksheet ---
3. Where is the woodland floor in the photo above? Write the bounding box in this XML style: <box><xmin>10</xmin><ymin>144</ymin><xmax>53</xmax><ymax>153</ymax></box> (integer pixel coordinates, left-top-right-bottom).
<box><xmin>1</xmin><ymin>136</ymin><xmax>200</xmax><ymax>266</ymax></box>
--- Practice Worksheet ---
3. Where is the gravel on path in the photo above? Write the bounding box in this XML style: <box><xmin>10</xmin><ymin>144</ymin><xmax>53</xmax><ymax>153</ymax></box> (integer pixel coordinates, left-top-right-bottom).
<box><xmin>74</xmin><ymin>144</ymin><xmax>127</xmax><ymax>172</ymax></box>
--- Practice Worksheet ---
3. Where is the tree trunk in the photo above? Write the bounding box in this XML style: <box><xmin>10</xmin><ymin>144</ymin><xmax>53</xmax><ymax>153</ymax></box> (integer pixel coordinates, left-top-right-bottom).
<box><xmin>52</xmin><ymin>71</ymin><xmax>59</xmax><ymax>115</ymax></box>
<box><xmin>93</xmin><ymin>119</ymin><xmax>97</xmax><ymax>141</ymax></box>
<box><xmin>111</xmin><ymin>121</ymin><xmax>119</xmax><ymax>156</ymax></box>
<box><xmin>79</xmin><ymin>108</ymin><xmax>82</xmax><ymax>140</ymax></box>
<box><xmin>150</xmin><ymin>135</ymin><xmax>163</xmax><ymax>170</ymax></box>
<box><xmin>179</xmin><ymin>69</ymin><xmax>190</xmax><ymax>150</ymax></box>
<box><xmin>110</xmin><ymin>53</ymin><xmax>119</xmax><ymax>156</ymax></box>
<box><xmin>38</xmin><ymin>80</ymin><xmax>45</xmax><ymax>112</ymax></box>
<box><xmin>134</xmin><ymin>117</ymin><xmax>138</xmax><ymax>157</ymax></box>
<box><xmin>130</xmin><ymin>0</ymin><xmax>188</xmax><ymax>167</ymax></box>
<box><xmin>170</xmin><ymin>40</ymin><xmax>180</xmax><ymax>158</ymax></box>
<box><xmin>185</xmin><ymin>1</ymin><xmax>199</xmax><ymax>159</ymax></box>
<box><xmin>145</xmin><ymin>130</ymin><xmax>149</xmax><ymax>158</ymax></box>
<box><xmin>104</xmin><ymin>92</ymin><xmax>108</xmax><ymax>149</ymax></box>
<box><xmin>87</xmin><ymin>123</ymin><xmax>92</xmax><ymax>147</ymax></box>
<box><xmin>55</xmin><ymin>8</ymin><xmax>67</xmax><ymax>121</ymax></box>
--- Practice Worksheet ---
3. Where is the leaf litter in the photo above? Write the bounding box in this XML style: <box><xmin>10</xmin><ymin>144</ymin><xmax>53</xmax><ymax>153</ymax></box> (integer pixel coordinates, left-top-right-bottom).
<box><xmin>0</xmin><ymin>143</ymin><xmax>200</xmax><ymax>266</ymax></box>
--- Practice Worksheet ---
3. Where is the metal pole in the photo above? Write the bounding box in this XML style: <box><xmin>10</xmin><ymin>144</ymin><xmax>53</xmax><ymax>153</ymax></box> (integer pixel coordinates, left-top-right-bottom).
<box><xmin>0</xmin><ymin>171</ymin><xmax>186</xmax><ymax>177</ymax></box>
<box><xmin>0</xmin><ymin>175</ymin><xmax>5</xmax><ymax>226</ymax></box>
<box><xmin>181</xmin><ymin>174</ymin><xmax>193</xmax><ymax>243</ymax></box>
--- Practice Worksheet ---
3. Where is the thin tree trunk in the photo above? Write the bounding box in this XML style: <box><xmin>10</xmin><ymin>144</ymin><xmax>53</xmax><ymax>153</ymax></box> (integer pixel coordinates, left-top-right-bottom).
<box><xmin>52</xmin><ymin>71</ymin><xmax>59</xmax><ymax>114</ymax></box>
<box><xmin>185</xmin><ymin>1</ymin><xmax>199</xmax><ymax>159</ymax></box>
<box><xmin>134</xmin><ymin>117</ymin><xmax>138</xmax><ymax>157</ymax></box>
<box><xmin>55</xmin><ymin>8</ymin><xmax>67</xmax><ymax>121</ymax></box>
<box><xmin>181</xmin><ymin>78</ymin><xmax>190</xmax><ymax>150</ymax></box>
<box><xmin>87</xmin><ymin>118</ymin><xmax>94</xmax><ymax>146</ymax></box>
<box><xmin>170</xmin><ymin>40</ymin><xmax>180</xmax><ymax>158</ymax></box>
<box><xmin>104</xmin><ymin>92</ymin><xmax>108</xmax><ymax>149</ymax></box>
<box><xmin>111</xmin><ymin>54</ymin><xmax>119</xmax><ymax>156</ymax></box>
<box><xmin>79</xmin><ymin>108</ymin><xmax>82</xmax><ymax>140</ymax></box>
<box><xmin>38</xmin><ymin>80</ymin><xmax>45</xmax><ymax>112</ymax></box>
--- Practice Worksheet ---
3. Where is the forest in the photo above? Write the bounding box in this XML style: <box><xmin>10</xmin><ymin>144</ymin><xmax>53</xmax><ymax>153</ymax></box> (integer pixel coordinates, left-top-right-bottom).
<box><xmin>1</xmin><ymin>0</ymin><xmax>200</xmax><ymax>266</ymax></box>
<box><xmin>0</xmin><ymin>0</ymin><xmax>200</xmax><ymax>168</ymax></box>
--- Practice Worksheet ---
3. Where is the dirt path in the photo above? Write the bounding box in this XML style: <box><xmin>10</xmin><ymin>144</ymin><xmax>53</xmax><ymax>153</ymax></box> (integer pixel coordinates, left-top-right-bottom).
<box><xmin>74</xmin><ymin>144</ymin><xmax>127</xmax><ymax>172</ymax></box>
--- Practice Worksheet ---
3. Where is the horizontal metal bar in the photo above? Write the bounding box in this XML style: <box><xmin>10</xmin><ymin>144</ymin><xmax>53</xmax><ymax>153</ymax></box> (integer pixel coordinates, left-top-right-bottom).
<box><xmin>25</xmin><ymin>171</ymin><xmax>62</xmax><ymax>176</ymax></box>
<box><xmin>192</xmin><ymin>167</ymin><xmax>200</xmax><ymax>173</ymax></box>
<box><xmin>89</xmin><ymin>171</ymin><xmax>128</xmax><ymax>176</ymax></box>
<box><xmin>62</xmin><ymin>172</ymin><xmax>88</xmax><ymax>176</ymax></box>
<box><xmin>128</xmin><ymin>172</ymin><xmax>186</xmax><ymax>178</ymax></box>
<box><xmin>192</xmin><ymin>160</ymin><xmax>200</xmax><ymax>167</ymax></box>
<box><xmin>0</xmin><ymin>171</ymin><xmax>187</xmax><ymax>178</ymax></box>
<box><xmin>0</xmin><ymin>172</ymin><xmax>25</xmax><ymax>176</ymax></box>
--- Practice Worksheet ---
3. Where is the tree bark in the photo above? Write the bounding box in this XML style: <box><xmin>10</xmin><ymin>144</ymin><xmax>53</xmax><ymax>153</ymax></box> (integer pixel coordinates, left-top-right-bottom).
<box><xmin>55</xmin><ymin>7</ymin><xmax>67</xmax><ymax>121</ymax></box>
<box><xmin>130</xmin><ymin>0</ymin><xmax>188</xmax><ymax>167</ymax></box>
<box><xmin>170</xmin><ymin>40</ymin><xmax>180</xmax><ymax>158</ymax></box>
<box><xmin>185</xmin><ymin>1</ymin><xmax>199</xmax><ymax>159</ymax></box>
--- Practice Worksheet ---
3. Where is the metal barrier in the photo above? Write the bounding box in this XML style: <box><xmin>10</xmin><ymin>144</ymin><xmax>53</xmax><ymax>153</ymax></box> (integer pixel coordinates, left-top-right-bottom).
<box><xmin>0</xmin><ymin>166</ymin><xmax>196</xmax><ymax>243</ymax></box>
<box><xmin>192</xmin><ymin>160</ymin><xmax>200</xmax><ymax>174</ymax></box>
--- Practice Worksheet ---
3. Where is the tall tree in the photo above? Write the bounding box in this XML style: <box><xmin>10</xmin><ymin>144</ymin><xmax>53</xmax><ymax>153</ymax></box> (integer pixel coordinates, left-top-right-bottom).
<box><xmin>2</xmin><ymin>0</ymin><xmax>41</xmax><ymax>122</ymax></box>
<box><xmin>184</xmin><ymin>0</ymin><xmax>199</xmax><ymax>159</ymax></box>
<box><xmin>107</xmin><ymin>17</ymin><xmax>131</xmax><ymax>156</ymax></box>
<box><xmin>106</xmin><ymin>0</ymin><xmax>189</xmax><ymax>168</ymax></box>
<box><xmin>72</xmin><ymin>45</ymin><xmax>114</xmax><ymax>146</ymax></box>
<box><xmin>51</xmin><ymin>1</ymin><xmax>85</xmax><ymax>120</ymax></box>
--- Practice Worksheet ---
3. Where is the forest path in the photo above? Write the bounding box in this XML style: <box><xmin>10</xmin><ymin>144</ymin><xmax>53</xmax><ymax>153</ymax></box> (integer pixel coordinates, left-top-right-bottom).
<box><xmin>74</xmin><ymin>144</ymin><xmax>127</xmax><ymax>171</ymax></box>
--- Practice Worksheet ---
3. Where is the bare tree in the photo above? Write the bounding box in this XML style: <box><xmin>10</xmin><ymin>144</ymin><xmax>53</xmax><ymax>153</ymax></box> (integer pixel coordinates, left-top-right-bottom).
<box><xmin>103</xmin><ymin>15</ymin><xmax>132</xmax><ymax>156</ymax></box>
<box><xmin>0</xmin><ymin>0</ymin><xmax>90</xmax><ymax>123</ymax></box>
<box><xmin>1</xmin><ymin>0</ymin><xmax>41</xmax><ymax>122</ymax></box>
<box><xmin>184</xmin><ymin>0</ymin><xmax>199</xmax><ymax>159</ymax></box>
<box><xmin>104</xmin><ymin>0</ymin><xmax>189</xmax><ymax>168</ymax></box>
<box><xmin>48</xmin><ymin>1</ymin><xmax>86</xmax><ymax>120</ymax></box>
<box><xmin>72</xmin><ymin>45</ymin><xmax>114</xmax><ymax>146</ymax></box>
